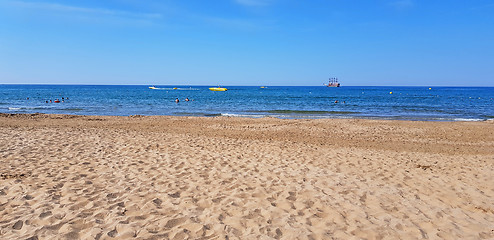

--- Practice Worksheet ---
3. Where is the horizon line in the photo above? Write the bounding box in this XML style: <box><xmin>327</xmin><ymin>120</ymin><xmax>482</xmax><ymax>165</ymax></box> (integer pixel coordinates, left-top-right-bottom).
<box><xmin>1</xmin><ymin>83</ymin><xmax>493</xmax><ymax>87</ymax></box>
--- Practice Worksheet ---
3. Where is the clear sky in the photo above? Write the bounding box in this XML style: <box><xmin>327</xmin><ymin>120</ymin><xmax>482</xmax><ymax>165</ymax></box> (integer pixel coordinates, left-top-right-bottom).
<box><xmin>0</xmin><ymin>0</ymin><xmax>493</xmax><ymax>86</ymax></box>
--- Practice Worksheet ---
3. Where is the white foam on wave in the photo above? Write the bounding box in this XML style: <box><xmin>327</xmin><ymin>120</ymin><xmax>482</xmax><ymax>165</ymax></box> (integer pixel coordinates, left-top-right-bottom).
<box><xmin>221</xmin><ymin>114</ymin><xmax>488</xmax><ymax>121</ymax></box>
<box><xmin>453</xmin><ymin>118</ymin><xmax>484</xmax><ymax>122</ymax></box>
<box><xmin>7</xmin><ymin>106</ymin><xmax>51</xmax><ymax>111</ymax></box>
<box><xmin>221</xmin><ymin>113</ymin><xmax>265</xmax><ymax>118</ymax></box>
<box><xmin>154</xmin><ymin>88</ymin><xmax>200</xmax><ymax>91</ymax></box>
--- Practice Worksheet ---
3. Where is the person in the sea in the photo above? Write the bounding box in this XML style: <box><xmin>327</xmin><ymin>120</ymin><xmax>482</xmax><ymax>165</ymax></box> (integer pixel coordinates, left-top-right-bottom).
<box><xmin>334</xmin><ymin>100</ymin><xmax>339</xmax><ymax>103</ymax></box>
<box><xmin>185</xmin><ymin>98</ymin><xmax>189</xmax><ymax>102</ymax></box>
<box><xmin>175</xmin><ymin>98</ymin><xmax>179</xmax><ymax>103</ymax></box>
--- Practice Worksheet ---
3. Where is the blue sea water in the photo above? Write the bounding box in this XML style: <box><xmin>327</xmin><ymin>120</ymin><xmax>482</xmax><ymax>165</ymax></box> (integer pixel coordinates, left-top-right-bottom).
<box><xmin>0</xmin><ymin>85</ymin><xmax>493</xmax><ymax>121</ymax></box>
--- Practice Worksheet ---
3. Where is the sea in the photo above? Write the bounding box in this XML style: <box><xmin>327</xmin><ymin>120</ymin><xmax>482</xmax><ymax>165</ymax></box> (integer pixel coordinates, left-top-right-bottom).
<box><xmin>1</xmin><ymin>85</ymin><xmax>493</xmax><ymax>121</ymax></box>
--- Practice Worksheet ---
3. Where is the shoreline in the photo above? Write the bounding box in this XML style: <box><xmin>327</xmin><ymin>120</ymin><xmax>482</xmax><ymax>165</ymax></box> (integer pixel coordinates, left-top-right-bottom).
<box><xmin>1</xmin><ymin>113</ymin><xmax>493</xmax><ymax>239</ymax></box>
<box><xmin>1</xmin><ymin>112</ymin><xmax>492</xmax><ymax>122</ymax></box>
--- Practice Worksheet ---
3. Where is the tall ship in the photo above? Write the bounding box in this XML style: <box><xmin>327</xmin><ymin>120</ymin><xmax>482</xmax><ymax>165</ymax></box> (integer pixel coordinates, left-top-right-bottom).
<box><xmin>324</xmin><ymin>77</ymin><xmax>340</xmax><ymax>87</ymax></box>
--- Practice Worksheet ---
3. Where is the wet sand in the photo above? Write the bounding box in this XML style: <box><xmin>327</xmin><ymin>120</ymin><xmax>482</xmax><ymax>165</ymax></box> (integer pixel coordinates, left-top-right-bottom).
<box><xmin>1</xmin><ymin>113</ymin><xmax>493</xmax><ymax>239</ymax></box>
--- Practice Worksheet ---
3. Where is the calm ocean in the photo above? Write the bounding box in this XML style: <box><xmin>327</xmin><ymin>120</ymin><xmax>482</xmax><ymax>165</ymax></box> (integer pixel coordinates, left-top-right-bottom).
<box><xmin>0</xmin><ymin>85</ymin><xmax>493</xmax><ymax>121</ymax></box>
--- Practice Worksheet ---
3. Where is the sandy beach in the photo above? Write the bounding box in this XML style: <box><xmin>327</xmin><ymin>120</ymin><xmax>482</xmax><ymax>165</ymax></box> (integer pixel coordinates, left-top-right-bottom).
<box><xmin>0</xmin><ymin>113</ymin><xmax>493</xmax><ymax>239</ymax></box>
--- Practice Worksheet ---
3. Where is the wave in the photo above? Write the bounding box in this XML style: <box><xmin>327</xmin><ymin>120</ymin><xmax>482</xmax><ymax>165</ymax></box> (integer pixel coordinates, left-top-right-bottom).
<box><xmin>356</xmin><ymin>115</ymin><xmax>486</xmax><ymax>122</ymax></box>
<box><xmin>173</xmin><ymin>112</ymin><xmax>222</xmax><ymax>117</ymax></box>
<box><xmin>204</xmin><ymin>113</ymin><xmax>222</xmax><ymax>117</ymax></box>
<box><xmin>255</xmin><ymin>110</ymin><xmax>359</xmax><ymax>115</ymax></box>
<box><xmin>8</xmin><ymin>106</ymin><xmax>83</xmax><ymax>110</ymax></box>
<box><xmin>151</xmin><ymin>88</ymin><xmax>200</xmax><ymax>91</ymax></box>
<box><xmin>221</xmin><ymin>113</ymin><xmax>264</xmax><ymax>118</ymax></box>
<box><xmin>221</xmin><ymin>112</ymin><xmax>359</xmax><ymax>119</ymax></box>
<box><xmin>397</xmin><ymin>108</ymin><xmax>451</xmax><ymax>114</ymax></box>
<box><xmin>8</xmin><ymin>107</ymin><xmax>47</xmax><ymax>111</ymax></box>
<box><xmin>452</xmin><ymin>118</ymin><xmax>484</xmax><ymax>122</ymax></box>
<box><xmin>221</xmin><ymin>113</ymin><xmax>486</xmax><ymax>121</ymax></box>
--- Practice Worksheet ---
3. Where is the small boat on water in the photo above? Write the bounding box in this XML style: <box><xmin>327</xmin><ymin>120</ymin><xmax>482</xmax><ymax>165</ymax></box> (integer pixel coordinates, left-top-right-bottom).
<box><xmin>209</xmin><ymin>87</ymin><xmax>227</xmax><ymax>91</ymax></box>
<box><xmin>324</xmin><ymin>77</ymin><xmax>340</xmax><ymax>87</ymax></box>
<box><xmin>149</xmin><ymin>86</ymin><xmax>157</xmax><ymax>89</ymax></box>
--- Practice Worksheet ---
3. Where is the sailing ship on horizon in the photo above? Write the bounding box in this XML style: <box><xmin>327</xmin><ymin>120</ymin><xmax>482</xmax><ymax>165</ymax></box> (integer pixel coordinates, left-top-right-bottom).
<box><xmin>324</xmin><ymin>77</ymin><xmax>340</xmax><ymax>87</ymax></box>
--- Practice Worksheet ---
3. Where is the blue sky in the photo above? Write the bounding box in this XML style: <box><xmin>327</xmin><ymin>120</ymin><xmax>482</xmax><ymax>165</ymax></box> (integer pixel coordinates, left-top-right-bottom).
<box><xmin>0</xmin><ymin>0</ymin><xmax>493</xmax><ymax>86</ymax></box>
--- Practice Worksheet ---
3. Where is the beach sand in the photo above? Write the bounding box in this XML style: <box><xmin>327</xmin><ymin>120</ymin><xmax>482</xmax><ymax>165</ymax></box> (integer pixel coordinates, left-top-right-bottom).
<box><xmin>1</xmin><ymin>113</ymin><xmax>493</xmax><ymax>239</ymax></box>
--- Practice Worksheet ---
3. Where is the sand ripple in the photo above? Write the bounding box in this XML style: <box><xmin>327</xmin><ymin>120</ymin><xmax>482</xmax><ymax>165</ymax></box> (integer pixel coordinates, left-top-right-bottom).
<box><xmin>0</xmin><ymin>114</ymin><xmax>493</xmax><ymax>239</ymax></box>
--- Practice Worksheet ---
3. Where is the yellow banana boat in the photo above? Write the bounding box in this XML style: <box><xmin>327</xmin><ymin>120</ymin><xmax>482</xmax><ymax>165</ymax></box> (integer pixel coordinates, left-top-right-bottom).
<box><xmin>209</xmin><ymin>87</ymin><xmax>227</xmax><ymax>91</ymax></box>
